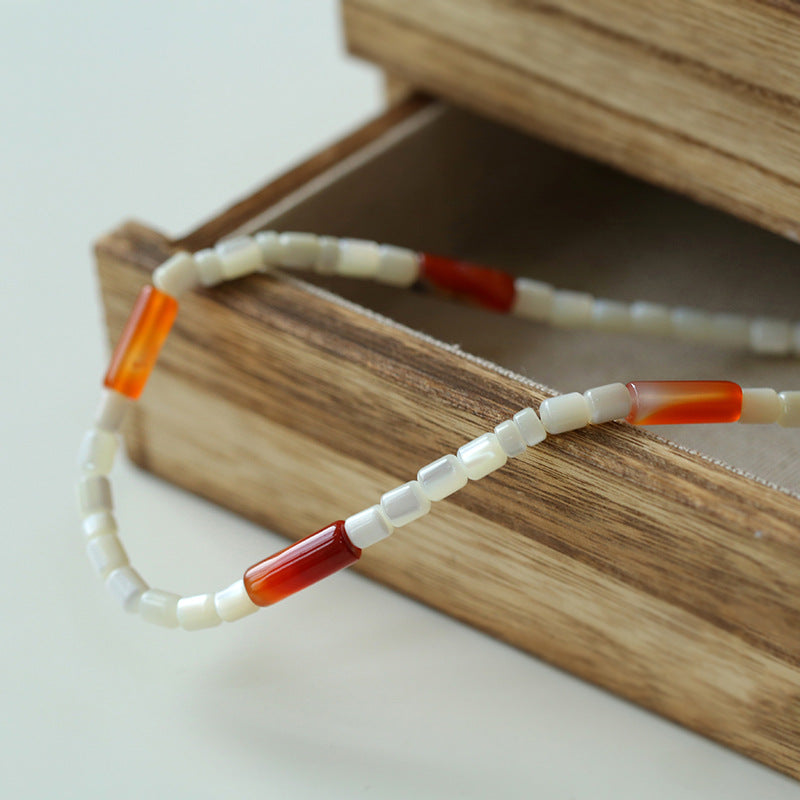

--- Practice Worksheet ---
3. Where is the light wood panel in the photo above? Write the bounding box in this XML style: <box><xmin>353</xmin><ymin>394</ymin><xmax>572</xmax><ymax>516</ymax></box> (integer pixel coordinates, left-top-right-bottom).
<box><xmin>342</xmin><ymin>0</ymin><xmax>800</xmax><ymax>239</ymax></box>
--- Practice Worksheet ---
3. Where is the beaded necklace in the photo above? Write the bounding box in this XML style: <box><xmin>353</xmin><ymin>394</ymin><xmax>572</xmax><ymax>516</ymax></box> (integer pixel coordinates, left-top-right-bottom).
<box><xmin>77</xmin><ymin>233</ymin><xmax>800</xmax><ymax>630</ymax></box>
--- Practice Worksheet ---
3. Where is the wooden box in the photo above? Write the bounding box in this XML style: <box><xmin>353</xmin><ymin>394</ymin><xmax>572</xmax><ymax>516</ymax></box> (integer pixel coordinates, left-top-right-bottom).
<box><xmin>343</xmin><ymin>0</ymin><xmax>800</xmax><ymax>240</ymax></box>
<box><xmin>96</xmin><ymin>99</ymin><xmax>800</xmax><ymax>778</ymax></box>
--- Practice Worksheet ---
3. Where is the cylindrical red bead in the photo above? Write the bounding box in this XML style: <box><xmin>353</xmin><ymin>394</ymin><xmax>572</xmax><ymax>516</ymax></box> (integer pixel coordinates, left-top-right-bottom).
<box><xmin>103</xmin><ymin>285</ymin><xmax>178</xmax><ymax>400</ymax></box>
<box><xmin>626</xmin><ymin>380</ymin><xmax>743</xmax><ymax>425</ymax></box>
<box><xmin>420</xmin><ymin>253</ymin><xmax>516</xmax><ymax>312</ymax></box>
<box><xmin>243</xmin><ymin>521</ymin><xmax>361</xmax><ymax>607</ymax></box>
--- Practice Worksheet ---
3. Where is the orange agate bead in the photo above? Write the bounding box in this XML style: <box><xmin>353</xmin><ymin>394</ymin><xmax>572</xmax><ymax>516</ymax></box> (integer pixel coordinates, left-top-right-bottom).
<box><xmin>420</xmin><ymin>253</ymin><xmax>516</xmax><ymax>312</ymax></box>
<box><xmin>243</xmin><ymin>521</ymin><xmax>361</xmax><ymax>607</ymax></box>
<box><xmin>103</xmin><ymin>286</ymin><xmax>178</xmax><ymax>400</ymax></box>
<box><xmin>626</xmin><ymin>380</ymin><xmax>743</xmax><ymax>425</ymax></box>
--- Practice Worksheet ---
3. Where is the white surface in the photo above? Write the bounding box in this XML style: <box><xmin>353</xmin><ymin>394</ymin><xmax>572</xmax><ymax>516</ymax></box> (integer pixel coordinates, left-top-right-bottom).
<box><xmin>1</xmin><ymin>2</ymin><xmax>798</xmax><ymax>798</ymax></box>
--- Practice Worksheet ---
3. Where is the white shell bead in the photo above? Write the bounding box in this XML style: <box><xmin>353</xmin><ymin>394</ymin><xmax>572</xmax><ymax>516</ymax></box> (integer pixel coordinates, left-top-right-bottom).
<box><xmin>86</xmin><ymin>534</ymin><xmax>129</xmax><ymax>578</ymax></box>
<box><xmin>105</xmin><ymin>566</ymin><xmax>148</xmax><ymax>612</ymax></box>
<box><xmin>94</xmin><ymin>389</ymin><xmax>130</xmax><ymax>432</ymax></box>
<box><xmin>215</xmin><ymin>236</ymin><xmax>263</xmax><ymax>280</ymax></box>
<box><xmin>493</xmin><ymin>419</ymin><xmax>527</xmax><ymax>457</ymax></box>
<box><xmin>583</xmin><ymin>383</ymin><xmax>632</xmax><ymax>424</ymax></box>
<box><xmin>77</xmin><ymin>428</ymin><xmax>118</xmax><ymax>476</ymax></box>
<box><xmin>778</xmin><ymin>391</ymin><xmax>800</xmax><ymax>427</ymax></box>
<box><xmin>539</xmin><ymin>393</ymin><xmax>591</xmax><ymax>434</ymax></box>
<box><xmin>739</xmin><ymin>388</ymin><xmax>781</xmax><ymax>424</ymax></box>
<box><xmin>279</xmin><ymin>232</ymin><xmax>319</xmax><ymax>268</ymax></box>
<box><xmin>152</xmin><ymin>251</ymin><xmax>199</xmax><ymax>298</ymax></box>
<box><xmin>177</xmin><ymin>593</ymin><xmax>222</xmax><ymax>630</ymax></box>
<box><xmin>139</xmin><ymin>589</ymin><xmax>181</xmax><ymax>628</ymax></box>
<box><xmin>417</xmin><ymin>454</ymin><xmax>468</xmax><ymax>501</ymax></box>
<box><xmin>214</xmin><ymin>579</ymin><xmax>259</xmax><ymax>622</ymax></box>
<box><xmin>512</xmin><ymin>278</ymin><xmax>554</xmax><ymax>322</ymax></box>
<box><xmin>457</xmin><ymin>433</ymin><xmax>507</xmax><ymax>480</ymax></box>
<box><xmin>345</xmin><ymin>505</ymin><xmax>394</xmax><ymax>548</ymax></box>
<box><xmin>381</xmin><ymin>481</ymin><xmax>431</xmax><ymax>527</ymax></box>
<box><xmin>77</xmin><ymin>475</ymin><xmax>112</xmax><ymax>517</ymax></box>
<box><xmin>512</xmin><ymin>408</ymin><xmax>546</xmax><ymax>446</ymax></box>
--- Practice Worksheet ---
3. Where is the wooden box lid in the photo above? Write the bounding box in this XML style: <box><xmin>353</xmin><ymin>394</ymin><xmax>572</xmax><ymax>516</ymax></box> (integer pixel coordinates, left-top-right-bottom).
<box><xmin>343</xmin><ymin>0</ymin><xmax>800</xmax><ymax>240</ymax></box>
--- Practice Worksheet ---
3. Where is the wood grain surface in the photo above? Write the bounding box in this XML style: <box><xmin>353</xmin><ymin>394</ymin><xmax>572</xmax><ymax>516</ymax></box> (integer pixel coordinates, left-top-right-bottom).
<box><xmin>342</xmin><ymin>0</ymin><xmax>800</xmax><ymax>240</ymax></box>
<box><xmin>95</xmin><ymin>100</ymin><xmax>800</xmax><ymax>778</ymax></box>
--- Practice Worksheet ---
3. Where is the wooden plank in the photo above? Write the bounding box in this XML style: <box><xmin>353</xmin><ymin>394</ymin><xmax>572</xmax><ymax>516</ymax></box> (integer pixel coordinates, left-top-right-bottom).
<box><xmin>97</xmin><ymin>216</ymin><xmax>800</xmax><ymax>778</ymax></box>
<box><xmin>342</xmin><ymin>0</ymin><xmax>800</xmax><ymax>239</ymax></box>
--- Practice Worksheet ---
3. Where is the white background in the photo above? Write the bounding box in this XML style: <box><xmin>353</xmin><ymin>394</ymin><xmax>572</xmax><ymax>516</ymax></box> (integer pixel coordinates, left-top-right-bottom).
<box><xmin>2</xmin><ymin>2</ymin><xmax>798</xmax><ymax>797</ymax></box>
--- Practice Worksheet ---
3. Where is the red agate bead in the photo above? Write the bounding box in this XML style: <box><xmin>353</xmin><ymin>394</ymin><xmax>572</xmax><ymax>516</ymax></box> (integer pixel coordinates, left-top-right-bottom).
<box><xmin>243</xmin><ymin>521</ymin><xmax>361</xmax><ymax>607</ymax></box>
<box><xmin>420</xmin><ymin>253</ymin><xmax>516</xmax><ymax>312</ymax></box>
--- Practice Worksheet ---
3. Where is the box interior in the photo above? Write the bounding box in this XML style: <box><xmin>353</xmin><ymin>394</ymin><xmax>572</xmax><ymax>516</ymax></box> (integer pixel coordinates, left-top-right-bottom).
<box><xmin>237</xmin><ymin>104</ymin><xmax>800</xmax><ymax>493</ymax></box>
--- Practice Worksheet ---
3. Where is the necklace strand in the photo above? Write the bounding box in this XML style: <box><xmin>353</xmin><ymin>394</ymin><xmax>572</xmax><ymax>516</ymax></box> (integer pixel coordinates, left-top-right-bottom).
<box><xmin>77</xmin><ymin>232</ymin><xmax>800</xmax><ymax>630</ymax></box>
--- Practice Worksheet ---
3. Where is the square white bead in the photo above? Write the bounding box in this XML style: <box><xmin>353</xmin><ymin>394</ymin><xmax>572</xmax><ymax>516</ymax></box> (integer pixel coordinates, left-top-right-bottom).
<box><xmin>255</xmin><ymin>231</ymin><xmax>281</xmax><ymax>265</ymax></box>
<box><xmin>177</xmin><ymin>593</ymin><xmax>222</xmax><ymax>630</ymax></box>
<box><xmin>140</xmin><ymin>588</ymin><xmax>181</xmax><ymax>628</ymax></box>
<box><xmin>314</xmin><ymin>236</ymin><xmax>340</xmax><ymax>274</ymax></box>
<box><xmin>551</xmin><ymin>290</ymin><xmax>593</xmax><ymax>328</ymax></box>
<box><xmin>152</xmin><ymin>251</ymin><xmax>199</xmax><ymax>298</ymax></box>
<box><xmin>77</xmin><ymin>428</ymin><xmax>118</xmax><ymax>476</ymax></box>
<box><xmin>457</xmin><ymin>433</ymin><xmax>507</xmax><ymax>480</ymax></box>
<box><xmin>94</xmin><ymin>389</ymin><xmax>130</xmax><ymax>433</ymax></box>
<box><xmin>215</xmin><ymin>236</ymin><xmax>263</xmax><ymax>280</ymax></box>
<box><xmin>376</xmin><ymin>245</ymin><xmax>420</xmax><ymax>287</ymax></box>
<box><xmin>778</xmin><ymin>391</ymin><xmax>800</xmax><ymax>427</ymax></box>
<box><xmin>750</xmin><ymin>318</ymin><xmax>792</xmax><ymax>354</ymax></box>
<box><xmin>345</xmin><ymin>505</ymin><xmax>394</xmax><ymax>548</ymax></box>
<box><xmin>279</xmin><ymin>232</ymin><xmax>319</xmax><ymax>268</ymax></box>
<box><xmin>77</xmin><ymin>475</ymin><xmax>112</xmax><ymax>517</ymax></box>
<box><xmin>513</xmin><ymin>408</ymin><xmax>546</xmax><ymax>446</ymax></box>
<box><xmin>82</xmin><ymin>511</ymin><xmax>117</xmax><ymax>541</ymax></box>
<box><xmin>583</xmin><ymin>383</ymin><xmax>632</xmax><ymax>423</ymax></box>
<box><xmin>417</xmin><ymin>454</ymin><xmax>468</xmax><ymax>501</ymax></box>
<box><xmin>512</xmin><ymin>278</ymin><xmax>554</xmax><ymax>322</ymax></box>
<box><xmin>591</xmin><ymin>299</ymin><xmax>630</xmax><ymax>333</ymax></box>
<box><xmin>86</xmin><ymin>534</ymin><xmax>129</xmax><ymax>578</ymax></box>
<box><xmin>381</xmin><ymin>481</ymin><xmax>431</xmax><ymax>527</ymax></box>
<box><xmin>336</xmin><ymin>239</ymin><xmax>381</xmax><ymax>278</ymax></box>
<box><xmin>539</xmin><ymin>393</ymin><xmax>591</xmax><ymax>434</ymax></box>
<box><xmin>671</xmin><ymin>307</ymin><xmax>711</xmax><ymax>341</ymax></box>
<box><xmin>739</xmin><ymin>388</ymin><xmax>781</xmax><ymax>424</ymax></box>
<box><xmin>105</xmin><ymin>566</ymin><xmax>148</xmax><ymax>613</ymax></box>
<box><xmin>195</xmin><ymin>248</ymin><xmax>225</xmax><ymax>286</ymax></box>
<box><xmin>214</xmin><ymin>579</ymin><xmax>259</xmax><ymax>622</ymax></box>
<box><xmin>494</xmin><ymin>419</ymin><xmax>527</xmax><ymax>457</ymax></box>
<box><xmin>630</xmin><ymin>301</ymin><xmax>671</xmax><ymax>336</ymax></box>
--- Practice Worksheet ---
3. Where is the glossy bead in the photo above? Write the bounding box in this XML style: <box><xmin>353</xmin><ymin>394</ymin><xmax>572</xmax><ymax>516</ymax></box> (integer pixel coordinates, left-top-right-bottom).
<box><xmin>215</xmin><ymin>236</ymin><xmax>263</xmax><ymax>280</ymax></box>
<box><xmin>513</xmin><ymin>408</ymin><xmax>546</xmax><ymax>446</ymax></box>
<box><xmin>105</xmin><ymin>566</ymin><xmax>148</xmax><ymax>612</ymax></box>
<box><xmin>77</xmin><ymin>428</ymin><xmax>118</xmax><ymax>476</ymax></box>
<box><xmin>278</xmin><ymin>232</ymin><xmax>319</xmax><ymax>268</ymax></box>
<box><xmin>380</xmin><ymin>481</ymin><xmax>431</xmax><ymax>527</ymax></box>
<box><xmin>77</xmin><ymin>475</ymin><xmax>112</xmax><ymax>517</ymax></box>
<box><xmin>215</xmin><ymin>579</ymin><xmax>259</xmax><ymax>622</ymax></box>
<box><xmin>243</xmin><ymin>521</ymin><xmax>360</xmax><ymax>607</ymax></box>
<box><xmin>417</xmin><ymin>454</ymin><xmax>468</xmax><ymax>501</ymax></box>
<box><xmin>344</xmin><ymin>505</ymin><xmax>394</xmax><ymax>548</ymax></box>
<box><xmin>177</xmin><ymin>593</ymin><xmax>221</xmax><ymax>630</ymax></box>
<box><xmin>94</xmin><ymin>389</ymin><xmax>130</xmax><ymax>432</ymax></box>
<box><xmin>539</xmin><ymin>393</ymin><xmax>591</xmax><ymax>434</ymax></box>
<box><xmin>583</xmin><ymin>383</ymin><xmax>632</xmax><ymax>424</ymax></box>
<box><xmin>626</xmin><ymin>381</ymin><xmax>742</xmax><ymax>425</ymax></box>
<box><xmin>376</xmin><ymin>245</ymin><xmax>419</xmax><ymax>287</ymax></box>
<box><xmin>494</xmin><ymin>419</ymin><xmax>527</xmax><ymax>457</ymax></box>
<box><xmin>139</xmin><ymin>589</ymin><xmax>181</xmax><ymax>628</ymax></box>
<box><xmin>512</xmin><ymin>278</ymin><xmax>554</xmax><ymax>321</ymax></box>
<box><xmin>103</xmin><ymin>286</ymin><xmax>177</xmax><ymax>400</ymax></box>
<box><xmin>778</xmin><ymin>391</ymin><xmax>800</xmax><ymax>427</ymax></box>
<box><xmin>550</xmin><ymin>290</ymin><xmax>593</xmax><ymax>328</ymax></box>
<box><xmin>739</xmin><ymin>388</ymin><xmax>781</xmax><ymax>424</ymax></box>
<box><xmin>152</xmin><ymin>251</ymin><xmax>199</xmax><ymax>298</ymax></box>
<box><xmin>420</xmin><ymin>253</ymin><xmax>516</xmax><ymax>312</ymax></box>
<box><xmin>336</xmin><ymin>239</ymin><xmax>381</xmax><ymax>278</ymax></box>
<box><xmin>457</xmin><ymin>433</ymin><xmax>507</xmax><ymax>480</ymax></box>
<box><xmin>82</xmin><ymin>511</ymin><xmax>117</xmax><ymax>541</ymax></box>
<box><xmin>86</xmin><ymin>534</ymin><xmax>129</xmax><ymax>578</ymax></box>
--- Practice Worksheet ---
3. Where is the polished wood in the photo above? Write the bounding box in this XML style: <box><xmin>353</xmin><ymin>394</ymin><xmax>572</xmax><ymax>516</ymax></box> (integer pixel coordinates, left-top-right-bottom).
<box><xmin>343</xmin><ymin>0</ymin><xmax>800</xmax><ymax>241</ymax></box>
<box><xmin>95</xmin><ymin>99</ymin><xmax>800</xmax><ymax>779</ymax></box>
